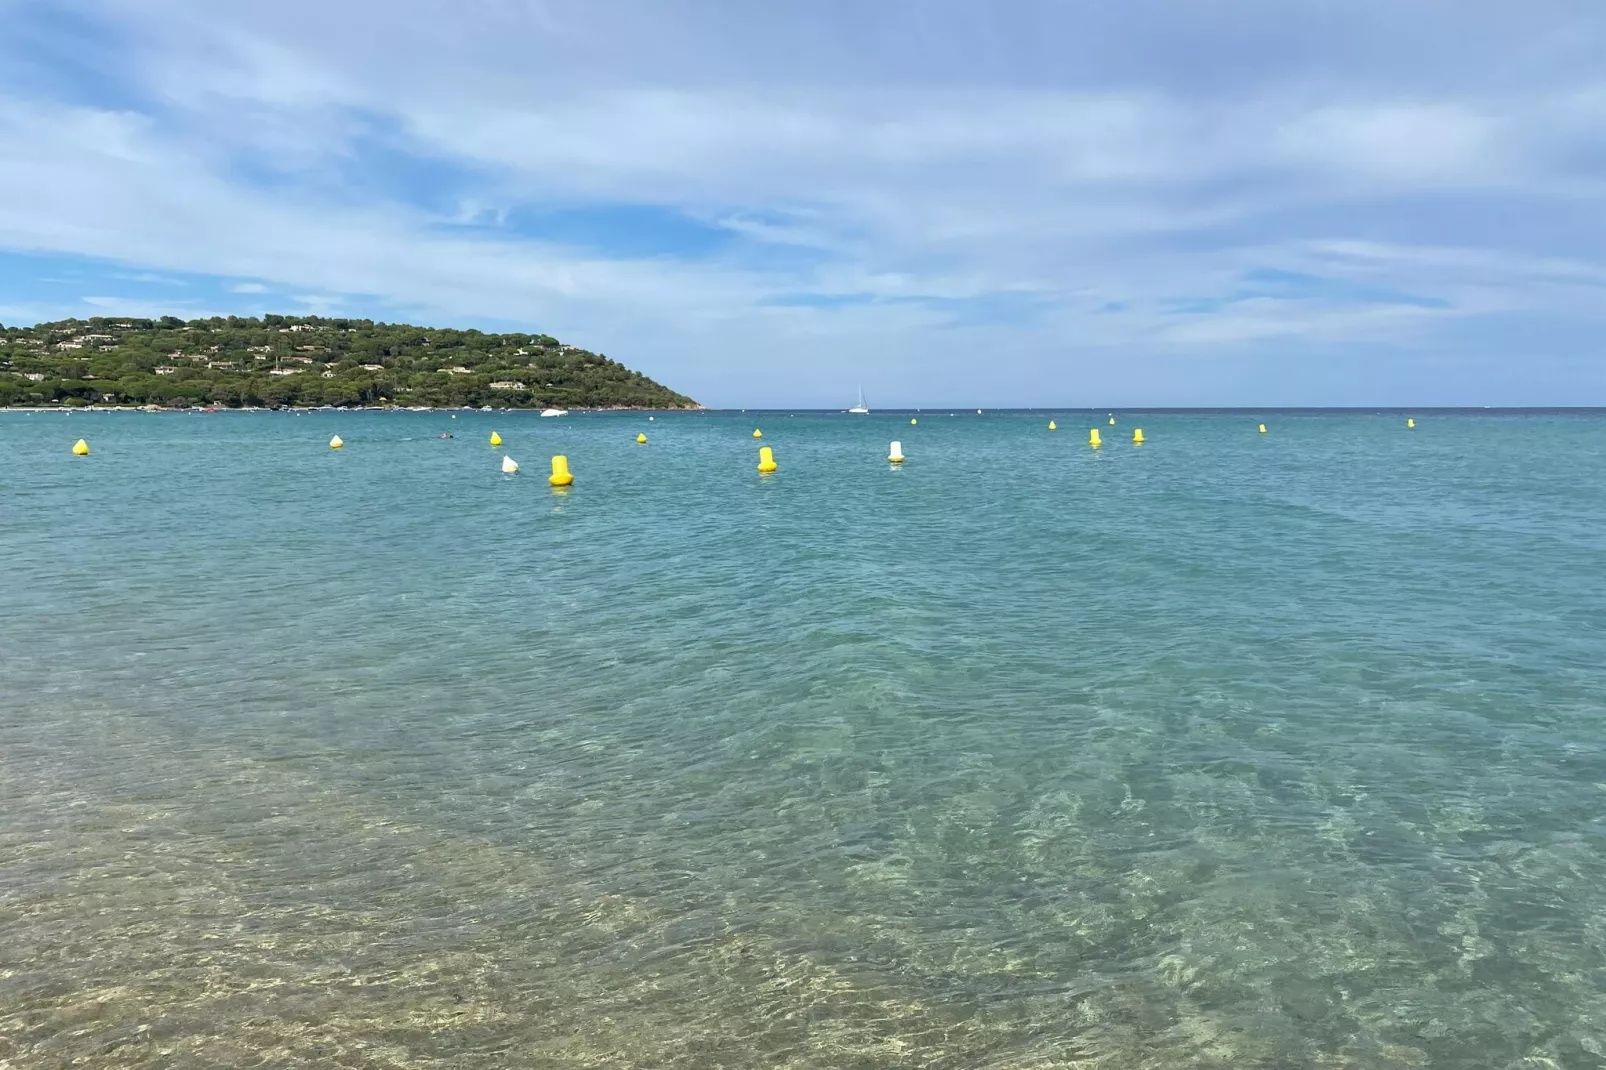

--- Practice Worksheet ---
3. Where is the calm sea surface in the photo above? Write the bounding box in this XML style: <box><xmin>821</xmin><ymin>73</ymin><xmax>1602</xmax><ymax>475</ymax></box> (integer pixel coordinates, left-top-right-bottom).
<box><xmin>3</xmin><ymin>409</ymin><xmax>1606</xmax><ymax>1069</ymax></box>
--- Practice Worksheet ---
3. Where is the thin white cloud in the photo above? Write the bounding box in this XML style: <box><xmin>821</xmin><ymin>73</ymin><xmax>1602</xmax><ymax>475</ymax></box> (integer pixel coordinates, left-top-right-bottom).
<box><xmin>228</xmin><ymin>282</ymin><xmax>269</xmax><ymax>293</ymax></box>
<box><xmin>77</xmin><ymin>295</ymin><xmax>218</xmax><ymax>318</ymax></box>
<box><xmin>114</xmin><ymin>271</ymin><xmax>188</xmax><ymax>285</ymax></box>
<box><xmin>1273</xmin><ymin>104</ymin><xmax>1505</xmax><ymax>185</ymax></box>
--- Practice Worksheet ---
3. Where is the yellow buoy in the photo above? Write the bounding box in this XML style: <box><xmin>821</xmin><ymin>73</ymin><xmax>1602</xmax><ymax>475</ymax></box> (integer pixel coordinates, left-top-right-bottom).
<box><xmin>1048</xmin><ymin>420</ymin><xmax>1057</xmax><ymax>431</ymax></box>
<box><xmin>889</xmin><ymin>440</ymin><xmax>905</xmax><ymax>463</ymax></box>
<box><xmin>1407</xmin><ymin>418</ymin><xmax>1415</xmax><ymax>428</ymax></box>
<box><xmin>910</xmin><ymin>418</ymin><xmax>917</xmax><ymax>425</ymax></box>
<box><xmin>636</xmin><ymin>432</ymin><xmax>647</xmax><ymax>444</ymax></box>
<box><xmin>1258</xmin><ymin>423</ymin><xmax>1267</xmax><ymax>434</ymax></box>
<box><xmin>753</xmin><ymin>428</ymin><xmax>763</xmax><ymax>438</ymax></box>
<box><xmin>1109</xmin><ymin>416</ymin><xmax>1116</xmax><ymax>425</ymax></box>
<box><xmin>490</xmin><ymin>431</ymin><xmax>502</xmax><ymax>446</ymax></box>
<box><xmin>72</xmin><ymin>438</ymin><xmax>90</xmax><ymax>456</ymax></box>
<box><xmin>549</xmin><ymin>455</ymin><xmax>573</xmax><ymax>487</ymax></box>
<box><xmin>502</xmin><ymin>455</ymin><xmax>519</xmax><ymax>474</ymax></box>
<box><xmin>1133</xmin><ymin>428</ymin><xmax>1144</xmax><ymax>444</ymax></box>
<box><xmin>329</xmin><ymin>435</ymin><xmax>343</xmax><ymax>450</ymax></box>
<box><xmin>1089</xmin><ymin>428</ymin><xmax>1102</xmax><ymax>447</ymax></box>
<box><xmin>757</xmin><ymin>445</ymin><xmax>777</xmax><ymax>473</ymax></box>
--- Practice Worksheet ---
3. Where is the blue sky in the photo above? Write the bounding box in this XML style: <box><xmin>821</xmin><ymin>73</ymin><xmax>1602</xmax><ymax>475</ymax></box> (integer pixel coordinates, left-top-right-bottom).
<box><xmin>2</xmin><ymin>0</ymin><xmax>1605</xmax><ymax>406</ymax></box>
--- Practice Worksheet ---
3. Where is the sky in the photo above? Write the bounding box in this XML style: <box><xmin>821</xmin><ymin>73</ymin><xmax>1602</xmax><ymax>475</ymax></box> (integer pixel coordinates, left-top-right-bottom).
<box><xmin>1</xmin><ymin>1</ymin><xmax>1604</xmax><ymax>407</ymax></box>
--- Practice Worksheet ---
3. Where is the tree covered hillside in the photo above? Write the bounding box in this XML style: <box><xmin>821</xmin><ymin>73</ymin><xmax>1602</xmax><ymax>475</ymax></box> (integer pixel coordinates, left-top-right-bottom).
<box><xmin>0</xmin><ymin>315</ymin><xmax>698</xmax><ymax>409</ymax></box>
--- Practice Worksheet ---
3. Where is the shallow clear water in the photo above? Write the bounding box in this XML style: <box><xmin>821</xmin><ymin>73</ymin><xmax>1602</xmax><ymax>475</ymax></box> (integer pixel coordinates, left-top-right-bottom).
<box><xmin>3</xmin><ymin>409</ymin><xmax>1606</xmax><ymax>1069</ymax></box>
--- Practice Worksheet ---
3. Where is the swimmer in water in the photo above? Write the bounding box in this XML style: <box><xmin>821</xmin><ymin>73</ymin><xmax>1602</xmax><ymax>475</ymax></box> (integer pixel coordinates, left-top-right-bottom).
<box><xmin>440</xmin><ymin>432</ymin><xmax>454</xmax><ymax>439</ymax></box>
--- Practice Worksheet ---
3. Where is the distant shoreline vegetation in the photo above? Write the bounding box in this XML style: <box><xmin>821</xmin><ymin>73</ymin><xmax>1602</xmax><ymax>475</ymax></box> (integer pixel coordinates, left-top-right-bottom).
<box><xmin>0</xmin><ymin>314</ymin><xmax>699</xmax><ymax>411</ymax></box>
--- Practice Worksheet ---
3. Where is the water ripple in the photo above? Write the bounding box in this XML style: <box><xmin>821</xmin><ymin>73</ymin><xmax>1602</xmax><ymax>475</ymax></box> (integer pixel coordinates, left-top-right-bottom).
<box><xmin>3</xmin><ymin>410</ymin><xmax>1606</xmax><ymax>1067</ymax></box>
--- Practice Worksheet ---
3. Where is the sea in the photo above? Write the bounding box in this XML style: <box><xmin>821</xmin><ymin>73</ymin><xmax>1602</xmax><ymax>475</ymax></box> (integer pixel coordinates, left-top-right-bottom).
<box><xmin>3</xmin><ymin>408</ymin><xmax>1605</xmax><ymax>1069</ymax></box>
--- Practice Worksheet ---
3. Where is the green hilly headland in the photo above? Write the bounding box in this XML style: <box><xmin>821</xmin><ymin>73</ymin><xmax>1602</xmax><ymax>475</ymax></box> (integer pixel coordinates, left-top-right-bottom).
<box><xmin>0</xmin><ymin>314</ymin><xmax>698</xmax><ymax>410</ymax></box>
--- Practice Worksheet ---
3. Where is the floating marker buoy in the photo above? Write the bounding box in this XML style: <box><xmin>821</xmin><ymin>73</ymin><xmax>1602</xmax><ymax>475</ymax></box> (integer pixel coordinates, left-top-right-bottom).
<box><xmin>1133</xmin><ymin>428</ymin><xmax>1144</xmax><ymax>444</ymax></box>
<box><xmin>977</xmin><ymin>409</ymin><xmax>983</xmax><ymax>414</ymax></box>
<box><xmin>490</xmin><ymin>431</ymin><xmax>502</xmax><ymax>446</ymax></box>
<box><xmin>649</xmin><ymin>416</ymin><xmax>654</xmax><ymax>421</ymax></box>
<box><xmin>889</xmin><ymin>440</ymin><xmax>905</xmax><ymax>463</ymax></box>
<box><xmin>502</xmin><ymin>455</ymin><xmax>519</xmax><ymax>474</ymax></box>
<box><xmin>549</xmin><ymin>455</ymin><xmax>573</xmax><ymax>487</ymax></box>
<box><xmin>910</xmin><ymin>418</ymin><xmax>917</xmax><ymax>425</ymax></box>
<box><xmin>753</xmin><ymin>429</ymin><xmax>763</xmax><ymax>439</ymax></box>
<box><xmin>636</xmin><ymin>433</ymin><xmax>647</xmax><ymax>444</ymax></box>
<box><xmin>72</xmin><ymin>438</ymin><xmax>89</xmax><ymax>456</ymax></box>
<box><xmin>329</xmin><ymin>435</ymin><xmax>343</xmax><ymax>450</ymax></box>
<box><xmin>1109</xmin><ymin>416</ymin><xmax>1116</xmax><ymax>425</ymax></box>
<box><xmin>1048</xmin><ymin>420</ymin><xmax>1057</xmax><ymax>431</ymax></box>
<box><xmin>1258</xmin><ymin>423</ymin><xmax>1267</xmax><ymax>434</ymax></box>
<box><xmin>1407</xmin><ymin>418</ymin><xmax>1415</xmax><ymax>428</ymax></box>
<box><xmin>757</xmin><ymin>445</ymin><xmax>777</xmax><ymax>473</ymax></box>
<box><xmin>1089</xmin><ymin>428</ymin><xmax>1102</xmax><ymax>447</ymax></box>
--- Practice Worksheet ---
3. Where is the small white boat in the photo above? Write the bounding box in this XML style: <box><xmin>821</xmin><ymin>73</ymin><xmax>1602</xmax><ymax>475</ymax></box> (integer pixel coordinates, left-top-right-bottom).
<box><xmin>539</xmin><ymin>407</ymin><xmax>568</xmax><ymax>417</ymax></box>
<box><xmin>847</xmin><ymin>386</ymin><xmax>869</xmax><ymax>415</ymax></box>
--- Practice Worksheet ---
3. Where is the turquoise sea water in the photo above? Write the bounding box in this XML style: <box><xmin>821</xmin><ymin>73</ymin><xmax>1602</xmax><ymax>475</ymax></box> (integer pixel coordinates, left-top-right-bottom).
<box><xmin>3</xmin><ymin>409</ymin><xmax>1606</xmax><ymax>1069</ymax></box>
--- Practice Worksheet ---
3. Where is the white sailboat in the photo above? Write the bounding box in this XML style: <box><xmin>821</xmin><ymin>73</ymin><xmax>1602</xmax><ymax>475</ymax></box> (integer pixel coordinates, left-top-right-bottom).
<box><xmin>539</xmin><ymin>407</ymin><xmax>568</xmax><ymax>417</ymax></box>
<box><xmin>847</xmin><ymin>386</ymin><xmax>869</xmax><ymax>415</ymax></box>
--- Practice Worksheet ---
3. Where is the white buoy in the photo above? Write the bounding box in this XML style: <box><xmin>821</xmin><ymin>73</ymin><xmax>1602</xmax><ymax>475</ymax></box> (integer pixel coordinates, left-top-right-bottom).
<box><xmin>502</xmin><ymin>455</ymin><xmax>519</xmax><ymax>474</ymax></box>
<box><xmin>888</xmin><ymin>440</ymin><xmax>905</xmax><ymax>463</ymax></box>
